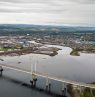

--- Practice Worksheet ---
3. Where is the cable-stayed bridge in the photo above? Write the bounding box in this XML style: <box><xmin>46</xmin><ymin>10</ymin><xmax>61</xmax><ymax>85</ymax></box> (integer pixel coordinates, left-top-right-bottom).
<box><xmin>0</xmin><ymin>63</ymin><xmax>95</xmax><ymax>89</ymax></box>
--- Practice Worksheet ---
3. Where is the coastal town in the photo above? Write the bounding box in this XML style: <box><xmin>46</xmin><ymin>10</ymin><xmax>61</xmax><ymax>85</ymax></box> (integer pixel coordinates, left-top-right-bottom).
<box><xmin>0</xmin><ymin>32</ymin><xmax>95</xmax><ymax>56</ymax></box>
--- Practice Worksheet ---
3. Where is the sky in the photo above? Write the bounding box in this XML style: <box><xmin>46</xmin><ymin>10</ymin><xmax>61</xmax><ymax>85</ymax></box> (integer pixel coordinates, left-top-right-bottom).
<box><xmin>0</xmin><ymin>0</ymin><xmax>95</xmax><ymax>26</ymax></box>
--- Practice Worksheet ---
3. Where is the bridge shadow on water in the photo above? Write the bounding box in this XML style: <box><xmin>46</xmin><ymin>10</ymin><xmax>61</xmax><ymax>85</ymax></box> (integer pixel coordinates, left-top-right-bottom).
<box><xmin>0</xmin><ymin>74</ymin><xmax>66</xmax><ymax>97</ymax></box>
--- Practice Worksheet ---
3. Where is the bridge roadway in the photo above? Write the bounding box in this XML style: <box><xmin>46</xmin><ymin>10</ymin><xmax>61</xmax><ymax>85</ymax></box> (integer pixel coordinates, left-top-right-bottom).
<box><xmin>0</xmin><ymin>63</ymin><xmax>95</xmax><ymax>89</ymax></box>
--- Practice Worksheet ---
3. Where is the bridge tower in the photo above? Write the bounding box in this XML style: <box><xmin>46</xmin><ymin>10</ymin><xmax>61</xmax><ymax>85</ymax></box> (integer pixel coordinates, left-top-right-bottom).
<box><xmin>30</xmin><ymin>61</ymin><xmax>37</xmax><ymax>88</ymax></box>
<box><xmin>45</xmin><ymin>77</ymin><xmax>51</xmax><ymax>93</ymax></box>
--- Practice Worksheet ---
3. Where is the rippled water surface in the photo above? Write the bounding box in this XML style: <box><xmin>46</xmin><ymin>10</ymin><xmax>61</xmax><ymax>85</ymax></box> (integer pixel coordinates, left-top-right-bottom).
<box><xmin>0</xmin><ymin>45</ymin><xmax>95</xmax><ymax>83</ymax></box>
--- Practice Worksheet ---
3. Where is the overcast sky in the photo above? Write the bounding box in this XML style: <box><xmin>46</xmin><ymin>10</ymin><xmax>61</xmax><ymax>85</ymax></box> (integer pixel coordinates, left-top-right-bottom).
<box><xmin>0</xmin><ymin>0</ymin><xmax>95</xmax><ymax>26</ymax></box>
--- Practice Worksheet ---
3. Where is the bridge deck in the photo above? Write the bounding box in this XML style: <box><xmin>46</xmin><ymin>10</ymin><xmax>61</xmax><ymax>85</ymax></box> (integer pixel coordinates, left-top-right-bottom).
<box><xmin>0</xmin><ymin>64</ymin><xmax>95</xmax><ymax>89</ymax></box>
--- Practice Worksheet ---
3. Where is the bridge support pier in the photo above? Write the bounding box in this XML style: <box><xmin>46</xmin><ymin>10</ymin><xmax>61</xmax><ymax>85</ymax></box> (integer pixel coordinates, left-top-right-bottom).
<box><xmin>0</xmin><ymin>66</ymin><xmax>3</xmax><ymax>76</ymax></box>
<box><xmin>45</xmin><ymin>78</ymin><xmax>51</xmax><ymax>93</ymax></box>
<box><xmin>61</xmin><ymin>83</ymin><xmax>67</xmax><ymax>97</ymax></box>
<box><xmin>30</xmin><ymin>73</ymin><xmax>37</xmax><ymax>88</ymax></box>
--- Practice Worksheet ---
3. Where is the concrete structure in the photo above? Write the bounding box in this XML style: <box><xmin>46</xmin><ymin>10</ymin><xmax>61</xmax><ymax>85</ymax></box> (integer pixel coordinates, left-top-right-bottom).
<box><xmin>0</xmin><ymin>63</ymin><xmax>95</xmax><ymax>96</ymax></box>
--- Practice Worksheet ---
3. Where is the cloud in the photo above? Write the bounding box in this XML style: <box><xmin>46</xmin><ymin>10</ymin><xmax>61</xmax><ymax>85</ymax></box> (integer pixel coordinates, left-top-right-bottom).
<box><xmin>0</xmin><ymin>0</ymin><xmax>94</xmax><ymax>14</ymax></box>
<box><xmin>0</xmin><ymin>0</ymin><xmax>95</xmax><ymax>26</ymax></box>
<box><xmin>0</xmin><ymin>1</ymin><xmax>66</xmax><ymax>14</ymax></box>
<box><xmin>0</xmin><ymin>0</ymin><xmax>95</xmax><ymax>4</ymax></box>
<box><xmin>70</xmin><ymin>0</ymin><xmax>95</xmax><ymax>4</ymax></box>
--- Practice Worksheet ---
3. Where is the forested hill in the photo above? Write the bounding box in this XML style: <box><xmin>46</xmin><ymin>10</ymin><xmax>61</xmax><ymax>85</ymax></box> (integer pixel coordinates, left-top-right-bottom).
<box><xmin>0</xmin><ymin>24</ymin><xmax>95</xmax><ymax>36</ymax></box>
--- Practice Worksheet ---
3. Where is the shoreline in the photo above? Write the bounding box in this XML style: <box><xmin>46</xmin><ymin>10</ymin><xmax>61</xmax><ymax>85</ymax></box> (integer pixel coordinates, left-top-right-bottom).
<box><xmin>0</xmin><ymin>46</ymin><xmax>61</xmax><ymax>57</ymax></box>
<box><xmin>70</xmin><ymin>48</ymin><xmax>95</xmax><ymax>56</ymax></box>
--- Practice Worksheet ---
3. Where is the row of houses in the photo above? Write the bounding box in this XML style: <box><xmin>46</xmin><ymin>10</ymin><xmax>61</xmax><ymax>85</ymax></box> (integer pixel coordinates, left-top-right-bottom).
<box><xmin>0</xmin><ymin>39</ymin><xmax>42</xmax><ymax>50</ymax></box>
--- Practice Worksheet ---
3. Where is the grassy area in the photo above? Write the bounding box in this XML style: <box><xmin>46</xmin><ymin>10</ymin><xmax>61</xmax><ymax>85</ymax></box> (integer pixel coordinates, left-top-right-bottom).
<box><xmin>92</xmin><ymin>89</ymin><xmax>95</xmax><ymax>96</ymax></box>
<box><xmin>0</xmin><ymin>47</ymin><xmax>13</xmax><ymax>51</ymax></box>
<box><xmin>67</xmin><ymin>84</ymin><xmax>95</xmax><ymax>97</ymax></box>
<box><xmin>0</xmin><ymin>45</ymin><xmax>24</xmax><ymax>52</ymax></box>
<box><xmin>67</xmin><ymin>85</ymin><xmax>81</xmax><ymax>97</ymax></box>
<box><xmin>67</xmin><ymin>84</ymin><xmax>75</xmax><ymax>97</ymax></box>
<box><xmin>81</xmin><ymin>88</ymin><xmax>95</xmax><ymax>97</ymax></box>
<box><xmin>70</xmin><ymin>48</ymin><xmax>80</xmax><ymax>56</ymax></box>
<box><xmin>50</xmin><ymin>51</ymin><xmax>58</xmax><ymax>56</ymax></box>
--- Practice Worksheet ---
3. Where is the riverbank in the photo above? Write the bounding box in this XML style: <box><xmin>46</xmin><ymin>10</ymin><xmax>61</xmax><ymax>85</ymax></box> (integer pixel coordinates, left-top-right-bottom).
<box><xmin>0</xmin><ymin>46</ymin><xmax>61</xmax><ymax>57</ymax></box>
<box><xmin>0</xmin><ymin>48</ymin><xmax>33</xmax><ymax>56</ymax></box>
<box><xmin>70</xmin><ymin>48</ymin><xmax>80</xmax><ymax>56</ymax></box>
<box><xmin>67</xmin><ymin>84</ymin><xmax>95</xmax><ymax>97</ymax></box>
<box><xmin>0</xmin><ymin>45</ymin><xmax>95</xmax><ymax>84</ymax></box>
<box><xmin>70</xmin><ymin>47</ymin><xmax>95</xmax><ymax>56</ymax></box>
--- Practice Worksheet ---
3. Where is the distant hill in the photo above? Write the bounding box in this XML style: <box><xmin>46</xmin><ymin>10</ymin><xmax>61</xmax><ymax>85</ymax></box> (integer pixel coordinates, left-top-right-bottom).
<box><xmin>0</xmin><ymin>24</ymin><xmax>95</xmax><ymax>36</ymax></box>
